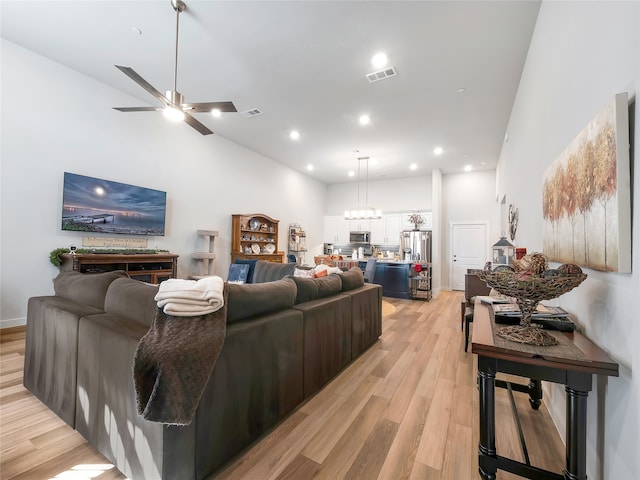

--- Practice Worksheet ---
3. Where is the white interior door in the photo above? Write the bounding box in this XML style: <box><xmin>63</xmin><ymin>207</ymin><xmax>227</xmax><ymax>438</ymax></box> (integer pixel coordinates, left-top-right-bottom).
<box><xmin>451</xmin><ymin>222</ymin><xmax>489</xmax><ymax>290</ymax></box>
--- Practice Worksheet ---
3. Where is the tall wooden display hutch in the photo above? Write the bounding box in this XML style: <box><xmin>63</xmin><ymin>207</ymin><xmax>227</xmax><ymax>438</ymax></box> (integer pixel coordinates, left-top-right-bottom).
<box><xmin>231</xmin><ymin>214</ymin><xmax>283</xmax><ymax>263</ymax></box>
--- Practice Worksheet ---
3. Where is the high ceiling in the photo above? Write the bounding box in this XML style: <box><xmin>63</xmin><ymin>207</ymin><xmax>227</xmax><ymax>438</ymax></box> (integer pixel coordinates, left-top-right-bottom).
<box><xmin>1</xmin><ymin>0</ymin><xmax>540</xmax><ymax>184</ymax></box>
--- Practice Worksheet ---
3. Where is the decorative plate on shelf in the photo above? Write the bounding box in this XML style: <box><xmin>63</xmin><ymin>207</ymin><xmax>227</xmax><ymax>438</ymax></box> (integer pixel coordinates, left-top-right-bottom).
<box><xmin>251</xmin><ymin>243</ymin><xmax>261</xmax><ymax>254</ymax></box>
<box><xmin>249</xmin><ymin>218</ymin><xmax>260</xmax><ymax>230</ymax></box>
<box><xmin>264</xmin><ymin>243</ymin><xmax>276</xmax><ymax>254</ymax></box>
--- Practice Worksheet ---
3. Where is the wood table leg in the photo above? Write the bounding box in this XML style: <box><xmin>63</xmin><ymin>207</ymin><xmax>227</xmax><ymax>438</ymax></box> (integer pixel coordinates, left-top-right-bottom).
<box><xmin>528</xmin><ymin>378</ymin><xmax>542</xmax><ymax>410</ymax></box>
<box><xmin>478</xmin><ymin>356</ymin><xmax>497</xmax><ymax>480</ymax></box>
<box><xmin>563</xmin><ymin>386</ymin><xmax>589</xmax><ymax>480</ymax></box>
<box><xmin>563</xmin><ymin>371</ymin><xmax>592</xmax><ymax>480</ymax></box>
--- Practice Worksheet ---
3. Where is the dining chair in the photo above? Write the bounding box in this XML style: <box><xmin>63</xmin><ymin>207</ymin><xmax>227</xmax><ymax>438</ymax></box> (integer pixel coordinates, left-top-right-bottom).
<box><xmin>364</xmin><ymin>258</ymin><xmax>377</xmax><ymax>283</ymax></box>
<box><xmin>462</xmin><ymin>270</ymin><xmax>492</xmax><ymax>352</ymax></box>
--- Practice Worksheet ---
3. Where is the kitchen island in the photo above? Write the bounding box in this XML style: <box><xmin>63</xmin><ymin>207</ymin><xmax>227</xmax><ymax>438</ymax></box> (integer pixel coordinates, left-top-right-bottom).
<box><xmin>359</xmin><ymin>259</ymin><xmax>431</xmax><ymax>300</ymax></box>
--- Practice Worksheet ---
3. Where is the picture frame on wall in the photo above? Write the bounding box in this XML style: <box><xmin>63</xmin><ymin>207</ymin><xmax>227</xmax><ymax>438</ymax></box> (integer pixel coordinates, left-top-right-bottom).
<box><xmin>542</xmin><ymin>92</ymin><xmax>631</xmax><ymax>273</ymax></box>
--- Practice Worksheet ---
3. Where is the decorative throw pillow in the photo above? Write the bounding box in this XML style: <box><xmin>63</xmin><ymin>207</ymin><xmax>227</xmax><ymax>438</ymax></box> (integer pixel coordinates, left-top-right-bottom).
<box><xmin>232</xmin><ymin>259</ymin><xmax>258</xmax><ymax>283</ymax></box>
<box><xmin>228</xmin><ymin>264</ymin><xmax>250</xmax><ymax>284</ymax></box>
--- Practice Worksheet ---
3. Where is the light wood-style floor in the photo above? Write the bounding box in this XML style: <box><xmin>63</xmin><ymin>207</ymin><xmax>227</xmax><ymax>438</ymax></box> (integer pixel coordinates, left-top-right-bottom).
<box><xmin>1</xmin><ymin>291</ymin><xmax>565</xmax><ymax>480</ymax></box>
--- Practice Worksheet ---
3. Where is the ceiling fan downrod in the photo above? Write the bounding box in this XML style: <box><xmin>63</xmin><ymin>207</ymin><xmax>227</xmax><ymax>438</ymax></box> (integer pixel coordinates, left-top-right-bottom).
<box><xmin>171</xmin><ymin>0</ymin><xmax>186</xmax><ymax>98</ymax></box>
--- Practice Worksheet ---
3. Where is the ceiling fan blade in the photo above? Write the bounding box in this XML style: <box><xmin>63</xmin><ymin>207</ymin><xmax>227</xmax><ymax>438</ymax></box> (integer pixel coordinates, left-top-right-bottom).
<box><xmin>182</xmin><ymin>101</ymin><xmax>237</xmax><ymax>113</ymax></box>
<box><xmin>115</xmin><ymin>65</ymin><xmax>171</xmax><ymax>107</ymax></box>
<box><xmin>113</xmin><ymin>107</ymin><xmax>162</xmax><ymax>112</ymax></box>
<box><xmin>183</xmin><ymin>112</ymin><xmax>214</xmax><ymax>135</ymax></box>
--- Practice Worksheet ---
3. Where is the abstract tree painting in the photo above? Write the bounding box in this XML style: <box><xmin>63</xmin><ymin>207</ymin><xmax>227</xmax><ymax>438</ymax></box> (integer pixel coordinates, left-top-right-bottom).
<box><xmin>542</xmin><ymin>93</ymin><xmax>631</xmax><ymax>273</ymax></box>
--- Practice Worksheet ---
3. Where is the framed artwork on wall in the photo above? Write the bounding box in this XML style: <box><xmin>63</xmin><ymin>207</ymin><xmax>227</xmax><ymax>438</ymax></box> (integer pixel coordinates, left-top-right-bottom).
<box><xmin>542</xmin><ymin>92</ymin><xmax>631</xmax><ymax>273</ymax></box>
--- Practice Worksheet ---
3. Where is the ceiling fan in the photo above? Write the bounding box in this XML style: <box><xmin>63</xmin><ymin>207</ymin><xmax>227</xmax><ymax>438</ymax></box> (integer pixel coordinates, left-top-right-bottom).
<box><xmin>113</xmin><ymin>0</ymin><xmax>236</xmax><ymax>135</ymax></box>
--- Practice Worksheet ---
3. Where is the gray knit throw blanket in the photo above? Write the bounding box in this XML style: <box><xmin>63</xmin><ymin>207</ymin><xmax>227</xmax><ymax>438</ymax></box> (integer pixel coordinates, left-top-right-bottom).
<box><xmin>133</xmin><ymin>286</ymin><xmax>228</xmax><ymax>425</ymax></box>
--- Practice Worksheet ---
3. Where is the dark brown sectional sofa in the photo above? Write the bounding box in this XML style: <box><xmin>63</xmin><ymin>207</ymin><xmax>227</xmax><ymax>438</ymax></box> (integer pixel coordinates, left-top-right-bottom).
<box><xmin>24</xmin><ymin>262</ymin><xmax>382</xmax><ymax>480</ymax></box>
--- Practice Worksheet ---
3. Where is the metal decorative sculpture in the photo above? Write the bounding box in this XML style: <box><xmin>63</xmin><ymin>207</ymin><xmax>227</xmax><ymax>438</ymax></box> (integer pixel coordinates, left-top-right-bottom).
<box><xmin>508</xmin><ymin>204</ymin><xmax>518</xmax><ymax>242</ymax></box>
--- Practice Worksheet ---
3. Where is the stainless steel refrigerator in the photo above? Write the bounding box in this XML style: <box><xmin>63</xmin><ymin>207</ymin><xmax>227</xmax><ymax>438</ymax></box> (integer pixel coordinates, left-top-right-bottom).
<box><xmin>400</xmin><ymin>230</ymin><xmax>432</xmax><ymax>263</ymax></box>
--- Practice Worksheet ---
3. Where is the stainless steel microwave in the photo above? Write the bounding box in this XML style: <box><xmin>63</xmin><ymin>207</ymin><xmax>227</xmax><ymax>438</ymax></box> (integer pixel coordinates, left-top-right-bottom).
<box><xmin>350</xmin><ymin>231</ymin><xmax>371</xmax><ymax>244</ymax></box>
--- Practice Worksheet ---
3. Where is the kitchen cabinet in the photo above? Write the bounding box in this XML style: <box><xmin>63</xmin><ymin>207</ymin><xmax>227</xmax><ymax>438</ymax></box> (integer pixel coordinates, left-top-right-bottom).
<box><xmin>349</xmin><ymin>219</ymin><xmax>371</xmax><ymax>232</ymax></box>
<box><xmin>371</xmin><ymin>214</ymin><xmax>401</xmax><ymax>244</ymax></box>
<box><xmin>374</xmin><ymin>262</ymin><xmax>411</xmax><ymax>299</ymax></box>
<box><xmin>323</xmin><ymin>215</ymin><xmax>350</xmax><ymax>243</ymax></box>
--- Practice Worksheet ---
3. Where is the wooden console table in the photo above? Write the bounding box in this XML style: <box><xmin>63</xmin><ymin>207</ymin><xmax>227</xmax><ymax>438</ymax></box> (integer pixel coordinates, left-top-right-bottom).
<box><xmin>471</xmin><ymin>301</ymin><xmax>618</xmax><ymax>480</ymax></box>
<box><xmin>60</xmin><ymin>252</ymin><xmax>178</xmax><ymax>284</ymax></box>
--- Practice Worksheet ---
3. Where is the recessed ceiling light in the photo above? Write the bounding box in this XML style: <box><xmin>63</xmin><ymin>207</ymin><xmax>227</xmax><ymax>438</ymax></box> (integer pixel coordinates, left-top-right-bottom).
<box><xmin>464</xmin><ymin>165</ymin><xmax>472</xmax><ymax>172</ymax></box>
<box><xmin>306</xmin><ymin>164</ymin><xmax>314</xmax><ymax>171</ymax></box>
<box><xmin>210</xmin><ymin>108</ymin><xmax>221</xmax><ymax>118</ymax></box>
<box><xmin>359</xmin><ymin>114</ymin><xmax>370</xmax><ymax>126</ymax></box>
<box><xmin>348</xmin><ymin>171</ymin><xmax>355</xmax><ymax>177</ymax></box>
<box><xmin>131</xmin><ymin>26</ymin><xmax>142</xmax><ymax>35</ymax></box>
<box><xmin>290</xmin><ymin>130</ymin><xmax>300</xmax><ymax>140</ymax></box>
<box><xmin>433</xmin><ymin>147</ymin><xmax>443</xmax><ymax>155</ymax></box>
<box><xmin>457</xmin><ymin>87</ymin><xmax>465</xmax><ymax>93</ymax></box>
<box><xmin>371</xmin><ymin>53</ymin><xmax>388</xmax><ymax>69</ymax></box>
<box><xmin>410</xmin><ymin>163</ymin><xmax>417</xmax><ymax>170</ymax></box>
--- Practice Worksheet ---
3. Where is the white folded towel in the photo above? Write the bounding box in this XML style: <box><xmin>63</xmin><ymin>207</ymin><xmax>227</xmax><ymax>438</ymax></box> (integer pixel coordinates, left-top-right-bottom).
<box><xmin>154</xmin><ymin>276</ymin><xmax>224</xmax><ymax>316</ymax></box>
<box><xmin>159</xmin><ymin>302</ymin><xmax>221</xmax><ymax>317</ymax></box>
<box><xmin>156</xmin><ymin>276</ymin><xmax>223</xmax><ymax>300</ymax></box>
<box><xmin>156</xmin><ymin>297</ymin><xmax>215</xmax><ymax>308</ymax></box>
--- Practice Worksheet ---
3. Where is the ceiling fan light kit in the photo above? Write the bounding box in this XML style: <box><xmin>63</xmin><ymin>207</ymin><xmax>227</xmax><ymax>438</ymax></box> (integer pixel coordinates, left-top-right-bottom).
<box><xmin>113</xmin><ymin>0</ymin><xmax>237</xmax><ymax>135</ymax></box>
<box><xmin>163</xmin><ymin>106</ymin><xmax>185</xmax><ymax>122</ymax></box>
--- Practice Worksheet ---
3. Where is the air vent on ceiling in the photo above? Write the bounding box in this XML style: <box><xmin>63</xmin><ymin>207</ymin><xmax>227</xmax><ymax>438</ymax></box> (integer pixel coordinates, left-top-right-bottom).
<box><xmin>366</xmin><ymin>66</ymin><xmax>397</xmax><ymax>83</ymax></box>
<box><xmin>241</xmin><ymin>108</ymin><xmax>263</xmax><ymax>118</ymax></box>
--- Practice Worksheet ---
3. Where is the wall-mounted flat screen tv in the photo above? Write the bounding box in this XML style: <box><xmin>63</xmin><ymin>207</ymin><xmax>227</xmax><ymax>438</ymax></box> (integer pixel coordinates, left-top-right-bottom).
<box><xmin>61</xmin><ymin>172</ymin><xmax>166</xmax><ymax>236</ymax></box>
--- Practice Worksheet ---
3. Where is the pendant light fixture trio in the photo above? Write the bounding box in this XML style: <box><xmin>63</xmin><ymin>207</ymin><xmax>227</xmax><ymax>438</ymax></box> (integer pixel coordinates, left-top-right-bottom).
<box><xmin>344</xmin><ymin>156</ymin><xmax>382</xmax><ymax>220</ymax></box>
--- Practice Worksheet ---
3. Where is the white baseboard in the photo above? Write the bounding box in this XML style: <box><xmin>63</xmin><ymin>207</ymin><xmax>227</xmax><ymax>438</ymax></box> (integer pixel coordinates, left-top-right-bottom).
<box><xmin>1</xmin><ymin>317</ymin><xmax>26</xmax><ymax>329</ymax></box>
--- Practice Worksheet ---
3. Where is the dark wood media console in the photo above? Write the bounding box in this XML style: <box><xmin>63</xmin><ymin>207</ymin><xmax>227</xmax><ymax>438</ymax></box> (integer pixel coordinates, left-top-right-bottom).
<box><xmin>60</xmin><ymin>252</ymin><xmax>178</xmax><ymax>284</ymax></box>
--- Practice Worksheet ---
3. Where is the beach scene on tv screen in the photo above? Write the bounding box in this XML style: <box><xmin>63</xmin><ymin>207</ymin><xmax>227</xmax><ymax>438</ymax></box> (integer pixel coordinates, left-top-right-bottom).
<box><xmin>62</xmin><ymin>172</ymin><xmax>166</xmax><ymax>236</ymax></box>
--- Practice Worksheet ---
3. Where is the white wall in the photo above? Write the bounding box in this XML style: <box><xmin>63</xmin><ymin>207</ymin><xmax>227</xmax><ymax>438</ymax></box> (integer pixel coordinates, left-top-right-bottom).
<box><xmin>326</xmin><ymin>175</ymin><xmax>432</xmax><ymax>215</ymax></box>
<box><xmin>441</xmin><ymin>169</ymin><xmax>500</xmax><ymax>289</ymax></box>
<box><xmin>0</xmin><ymin>39</ymin><xmax>327</xmax><ymax>327</ymax></box>
<box><xmin>431</xmin><ymin>169</ymin><xmax>443</xmax><ymax>296</ymax></box>
<box><xmin>496</xmin><ymin>2</ymin><xmax>639</xmax><ymax>478</ymax></box>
